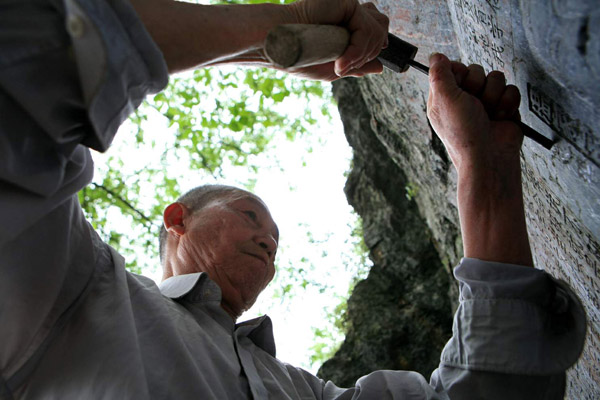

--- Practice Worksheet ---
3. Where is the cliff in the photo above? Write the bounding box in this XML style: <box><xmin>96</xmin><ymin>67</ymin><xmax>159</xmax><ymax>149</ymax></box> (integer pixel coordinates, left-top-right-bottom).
<box><xmin>318</xmin><ymin>1</ymin><xmax>600</xmax><ymax>398</ymax></box>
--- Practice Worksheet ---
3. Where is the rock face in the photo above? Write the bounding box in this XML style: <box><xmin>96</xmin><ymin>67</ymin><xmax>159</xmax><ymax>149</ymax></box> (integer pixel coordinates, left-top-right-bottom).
<box><xmin>318</xmin><ymin>77</ymin><xmax>454</xmax><ymax>386</ymax></box>
<box><xmin>318</xmin><ymin>1</ymin><xmax>600</xmax><ymax>399</ymax></box>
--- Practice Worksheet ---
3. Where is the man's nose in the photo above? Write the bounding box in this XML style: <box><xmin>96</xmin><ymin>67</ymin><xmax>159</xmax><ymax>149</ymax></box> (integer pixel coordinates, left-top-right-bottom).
<box><xmin>255</xmin><ymin>234</ymin><xmax>277</xmax><ymax>259</ymax></box>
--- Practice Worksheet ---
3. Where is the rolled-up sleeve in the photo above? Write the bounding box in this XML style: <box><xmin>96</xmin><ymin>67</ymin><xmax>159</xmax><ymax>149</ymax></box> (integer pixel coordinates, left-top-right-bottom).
<box><xmin>63</xmin><ymin>0</ymin><xmax>168</xmax><ymax>152</ymax></box>
<box><xmin>430</xmin><ymin>258</ymin><xmax>587</xmax><ymax>399</ymax></box>
<box><xmin>304</xmin><ymin>258</ymin><xmax>586</xmax><ymax>400</ymax></box>
<box><xmin>0</xmin><ymin>0</ymin><xmax>168</xmax><ymax>242</ymax></box>
<box><xmin>0</xmin><ymin>0</ymin><xmax>167</xmax><ymax>382</ymax></box>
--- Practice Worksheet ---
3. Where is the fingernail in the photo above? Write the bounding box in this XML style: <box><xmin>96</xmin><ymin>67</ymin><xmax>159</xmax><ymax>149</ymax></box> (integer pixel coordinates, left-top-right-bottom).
<box><xmin>336</xmin><ymin>68</ymin><xmax>348</xmax><ymax>77</ymax></box>
<box><xmin>338</xmin><ymin>63</ymin><xmax>355</xmax><ymax>77</ymax></box>
<box><xmin>335</xmin><ymin>64</ymin><xmax>347</xmax><ymax>77</ymax></box>
<box><xmin>429</xmin><ymin>52</ymin><xmax>442</xmax><ymax>64</ymax></box>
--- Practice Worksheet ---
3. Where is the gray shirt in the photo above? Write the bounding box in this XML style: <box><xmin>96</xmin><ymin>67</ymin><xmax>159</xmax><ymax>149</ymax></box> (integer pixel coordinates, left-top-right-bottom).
<box><xmin>0</xmin><ymin>0</ymin><xmax>587</xmax><ymax>399</ymax></box>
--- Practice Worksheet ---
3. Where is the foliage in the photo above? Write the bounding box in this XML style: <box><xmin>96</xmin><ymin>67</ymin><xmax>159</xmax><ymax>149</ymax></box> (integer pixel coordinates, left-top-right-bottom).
<box><xmin>405</xmin><ymin>181</ymin><xmax>419</xmax><ymax>201</ymax></box>
<box><xmin>80</xmin><ymin>66</ymin><xmax>330</xmax><ymax>274</ymax></box>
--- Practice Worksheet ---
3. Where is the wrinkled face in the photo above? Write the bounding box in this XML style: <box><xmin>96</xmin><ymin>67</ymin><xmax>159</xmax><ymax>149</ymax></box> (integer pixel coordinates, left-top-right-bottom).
<box><xmin>176</xmin><ymin>193</ymin><xmax>279</xmax><ymax>315</ymax></box>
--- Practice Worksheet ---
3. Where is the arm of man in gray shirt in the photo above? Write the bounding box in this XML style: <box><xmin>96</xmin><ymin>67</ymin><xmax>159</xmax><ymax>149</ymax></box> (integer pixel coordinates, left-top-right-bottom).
<box><xmin>0</xmin><ymin>0</ymin><xmax>387</xmax><ymax>395</ymax></box>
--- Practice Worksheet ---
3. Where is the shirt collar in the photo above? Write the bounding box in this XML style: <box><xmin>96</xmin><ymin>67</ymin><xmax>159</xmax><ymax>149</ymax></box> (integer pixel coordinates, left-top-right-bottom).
<box><xmin>159</xmin><ymin>273</ymin><xmax>277</xmax><ymax>357</ymax></box>
<box><xmin>236</xmin><ymin>316</ymin><xmax>277</xmax><ymax>358</ymax></box>
<box><xmin>158</xmin><ymin>272</ymin><xmax>221</xmax><ymax>302</ymax></box>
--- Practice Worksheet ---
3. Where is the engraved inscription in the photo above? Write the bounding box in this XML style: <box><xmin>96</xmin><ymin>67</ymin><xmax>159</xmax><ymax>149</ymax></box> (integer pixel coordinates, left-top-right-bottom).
<box><xmin>528</xmin><ymin>83</ymin><xmax>600</xmax><ymax>168</ymax></box>
<box><xmin>452</xmin><ymin>0</ymin><xmax>512</xmax><ymax>72</ymax></box>
<box><xmin>484</xmin><ymin>0</ymin><xmax>500</xmax><ymax>12</ymax></box>
<box><xmin>522</xmin><ymin>162</ymin><xmax>600</xmax><ymax>399</ymax></box>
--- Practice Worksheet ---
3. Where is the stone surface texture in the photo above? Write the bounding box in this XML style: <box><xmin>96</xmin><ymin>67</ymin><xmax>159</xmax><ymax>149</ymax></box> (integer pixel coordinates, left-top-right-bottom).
<box><xmin>318</xmin><ymin>1</ymin><xmax>600</xmax><ymax>399</ymax></box>
<box><xmin>318</xmin><ymin>78</ymin><xmax>453</xmax><ymax>386</ymax></box>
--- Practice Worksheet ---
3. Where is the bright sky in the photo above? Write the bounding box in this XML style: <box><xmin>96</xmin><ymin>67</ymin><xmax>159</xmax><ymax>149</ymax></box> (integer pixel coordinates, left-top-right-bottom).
<box><xmin>91</xmin><ymin>68</ymin><xmax>370</xmax><ymax>374</ymax></box>
<box><xmin>239</xmin><ymin>115</ymin><xmax>365</xmax><ymax>373</ymax></box>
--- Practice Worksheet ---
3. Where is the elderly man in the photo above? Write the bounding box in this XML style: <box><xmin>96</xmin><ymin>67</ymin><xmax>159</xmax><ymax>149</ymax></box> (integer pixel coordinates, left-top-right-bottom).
<box><xmin>159</xmin><ymin>186</ymin><xmax>280</xmax><ymax>320</ymax></box>
<box><xmin>0</xmin><ymin>0</ymin><xmax>585</xmax><ymax>398</ymax></box>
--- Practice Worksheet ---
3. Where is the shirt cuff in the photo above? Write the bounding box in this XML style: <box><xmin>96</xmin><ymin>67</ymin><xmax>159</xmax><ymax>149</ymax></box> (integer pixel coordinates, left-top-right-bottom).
<box><xmin>440</xmin><ymin>257</ymin><xmax>587</xmax><ymax>375</ymax></box>
<box><xmin>65</xmin><ymin>0</ymin><xmax>169</xmax><ymax>152</ymax></box>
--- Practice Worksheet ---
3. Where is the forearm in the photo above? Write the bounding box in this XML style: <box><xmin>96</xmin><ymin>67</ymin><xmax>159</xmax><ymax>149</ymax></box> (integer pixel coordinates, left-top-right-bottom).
<box><xmin>130</xmin><ymin>0</ymin><xmax>294</xmax><ymax>73</ymax></box>
<box><xmin>457</xmin><ymin>159</ymin><xmax>533</xmax><ymax>266</ymax></box>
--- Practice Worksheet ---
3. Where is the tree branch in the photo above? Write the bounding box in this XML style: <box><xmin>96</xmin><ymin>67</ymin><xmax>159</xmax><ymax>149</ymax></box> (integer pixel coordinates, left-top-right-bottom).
<box><xmin>90</xmin><ymin>183</ymin><xmax>157</xmax><ymax>229</ymax></box>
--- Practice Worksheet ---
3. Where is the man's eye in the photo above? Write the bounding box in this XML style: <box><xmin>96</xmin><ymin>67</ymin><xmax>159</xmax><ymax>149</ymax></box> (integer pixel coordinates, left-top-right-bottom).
<box><xmin>243</xmin><ymin>210</ymin><xmax>258</xmax><ymax>221</ymax></box>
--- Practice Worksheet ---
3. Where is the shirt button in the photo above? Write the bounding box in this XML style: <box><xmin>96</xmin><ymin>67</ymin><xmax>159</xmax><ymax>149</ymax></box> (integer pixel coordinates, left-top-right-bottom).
<box><xmin>66</xmin><ymin>15</ymin><xmax>86</xmax><ymax>39</ymax></box>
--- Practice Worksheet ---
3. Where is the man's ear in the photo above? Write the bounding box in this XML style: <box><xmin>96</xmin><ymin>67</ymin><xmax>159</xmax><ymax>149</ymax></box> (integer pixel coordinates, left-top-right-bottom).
<box><xmin>163</xmin><ymin>202</ymin><xmax>187</xmax><ymax>236</ymax></box>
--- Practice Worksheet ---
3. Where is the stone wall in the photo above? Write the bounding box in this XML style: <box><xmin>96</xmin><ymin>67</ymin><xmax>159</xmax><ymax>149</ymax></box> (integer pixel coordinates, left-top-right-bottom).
<box><xmin>318</xmin><ymin>1</ymin><xmax>599</xmax><ymax>398</ymax></box>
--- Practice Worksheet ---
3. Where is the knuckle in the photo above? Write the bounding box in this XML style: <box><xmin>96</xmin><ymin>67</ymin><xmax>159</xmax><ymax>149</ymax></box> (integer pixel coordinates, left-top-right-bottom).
<box><xmin>506</xmin><ymin>84</ymin><xmax>520</xmax><ymax>96</ymax></box>
<box><xmin>380</xmin><ymin>14</ymin><xmax>390</xmax><ymax>29</ymax></box>
<box><xmin>488</xmin><ymin>70</ymin><xmax>506</xmax><ymax>83</ymax></box>
<box><xmin>468</xmin><ymin>64</ymin><xmax>485</xmax><ymax>73</ymax></box>
<box><xmin>429</xmin><ymin>61</ymin><xmax>447</xmax><ymax>78</ymax></box>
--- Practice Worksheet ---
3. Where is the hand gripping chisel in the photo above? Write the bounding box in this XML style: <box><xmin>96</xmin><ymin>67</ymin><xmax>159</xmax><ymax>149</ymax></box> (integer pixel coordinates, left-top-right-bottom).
<box><xmin>264</xmin><ymin>24</ymin><xmax>554</xmax><ymax>150</ymax></box>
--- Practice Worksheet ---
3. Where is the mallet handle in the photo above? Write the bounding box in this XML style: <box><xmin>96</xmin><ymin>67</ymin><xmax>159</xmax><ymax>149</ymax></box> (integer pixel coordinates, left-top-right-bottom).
<box><xmin>265</xmin><ymin>25</ymin><xmax>418</xmax><ymax>72</ymax></box>
<box><xmin>265</xmin><ymin>24</ymin><xmax>349</xmax><ymax>68</ymax></box>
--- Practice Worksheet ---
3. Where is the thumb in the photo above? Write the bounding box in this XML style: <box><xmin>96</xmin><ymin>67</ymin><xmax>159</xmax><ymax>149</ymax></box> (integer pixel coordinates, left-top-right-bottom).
<box><xmin>428</xmin><ymin>53</ymin><xmax>460</xmax><ymax>101</ymax></box>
